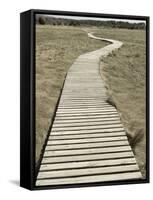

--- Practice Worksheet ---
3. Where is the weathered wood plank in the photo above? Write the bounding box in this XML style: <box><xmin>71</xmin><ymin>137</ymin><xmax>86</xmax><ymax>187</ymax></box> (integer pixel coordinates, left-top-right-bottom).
<box><xmin>57</xmin><ymin>108</ymin><xmax>116</xmax><ymax>114</ymax></box>
<box><xmin>61</xmin><ymin>96</ymin><xmax>107</xmax><ymax>98</ymax></box>
<box><xmin>46</xmin><ymin>140</ymin><xmax>129</xmax><ymax>151</ymax></box>
<box><xmin>51</xmin><ymin>127</ymin><xmax>124</xmax><ymax>135</ymax></box>
<box><xmin>59</xmin><ymin>101</ymin><xmax>109</xmax><ymax>104</ymax></box>
<box><xmin>37</xmin><ymin>164</ymin><xmax>138</xmax><ymax>179</ymax></box>
<box><xmin>44</xmin><ymin>146</ymin><xmax>132</xmax><ymax>157</ymax></box>
<box><xmin>58</xmin><ymin>105</ymin><xmax>111</xmax><ymax>109</ymax></box>
<box><xmin>36</xmin><ymin>171</ymin><xmax>142</xmax><ymax>186</ymax></box>
<box><xmin>59</xmin><ymin>103</ymin><xmax>109</xmax><ymax>107</ymax></box>
<box><xmin>39</xmin><ymin>158</ymin><xmax>136</xmax><ymax>171</ymax></box>
<box><xmin>59</xmin><ymin>101</ymin><xmax>108</xmax><ymax>105</ymax></box>
<box><xmin>48</xmin><ymin>136</ymin><xmax>127</xmax><ymax>145</ymax></box>
<box><xmin>55</xmin><ymin>114</ymin><xmax>120</xmax><ymax>120</ymax></box>
<box><xmin>53</xmin><ymin>120</ymin><xmax>121</xmax><ymax>127</ymax></box>
<box><xmin>54</xmin><ymin>117</ymin><xmax>120</xmax><ymax>124</ymax></box>
<box><xmin>49</xmin><ymin>132</ymin><xmax>126</xmax><ymax>139</ymax></box>
<box><xmin>56</xmin><ymin>112</ymin><xmax>118</xmax><ymax>117</ymax></box>
<box><xmin>60</xmin><ymin>98</ymin><xmax>107</xmax><ymax>101</ymax></box>
<box><xmin>51</xmin><ymin>124</ymin><xmax>123</xmax><ymax>132</ymax></box>
<box><xmin>42</xmin><ymin>151</ymin><xmax>134</xmax><ymax>164</ymax></box>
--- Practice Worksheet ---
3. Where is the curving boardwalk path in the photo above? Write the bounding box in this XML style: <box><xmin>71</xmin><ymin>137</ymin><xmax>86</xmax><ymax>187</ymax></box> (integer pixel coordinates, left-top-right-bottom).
<box><xmin>36</xmin><ymin>33</ymin><xmax>142</xmax><ymax>186</ymax></box>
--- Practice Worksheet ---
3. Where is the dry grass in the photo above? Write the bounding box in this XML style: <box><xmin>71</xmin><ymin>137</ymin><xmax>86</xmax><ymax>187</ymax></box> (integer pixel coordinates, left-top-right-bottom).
<box><xmin>35</xmin><ymin>25</ymin><xmax>107</xmax><ymax>164</ymax></box>
<box><xmin>94</xmin><ymin>28</ymin><xmax>146</xmax><ymax>178</ymax></box>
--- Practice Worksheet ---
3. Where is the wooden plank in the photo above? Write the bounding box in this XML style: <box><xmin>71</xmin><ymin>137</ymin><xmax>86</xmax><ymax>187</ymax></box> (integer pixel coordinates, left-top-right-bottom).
<box><xmin>44</xmin><ymin>146</ymin><xmax>132</xmax><ymax>157</ymax></box>
<box><xmin>46</xmin><ymin>141</ymin><xmax>129</xmax><ymax>151</ymax></box>
<box><xmin>59</xmin><ymin>103</ymin><xmax>109</xmax><ymax>107</ymax></box>
<box><xmin>60</xmin><ymin>98</ymin><xmax>110</xmax><ymax>101</ymax></box>
<box><xmin>51</xmin><ymin>124</ymin><xmax>123</xmax><ymax>132</ymax></box>
<box><xmin>59</xmin><ymin>100</ymin><xmax>108</xmax><ymax>103</ymax></box>
<box><xmin>56</xmin><ymin>112</ymin><xmax>118</xmax><ymax>117</ymax></box>
<box><xmin>61</xmin><ymin>93</ymin><xmax>106</xmax><ymax>95</ymax></box>
<box><xmin>37</xmin><ymin>164</ymin><xmax>138</xmax><ymax>179</ymax></box>
<box><xmin>66</xmin><ymin>79</ymin><xmax>102</xmax><ymax>80</ymax></box>
<box><xmin>59</xmin><ymin>101</ymin><xmax>108</xmax><ymax>103</ymax></box>
<box><xmin>62</xmin><ymin>92</ymin><xmax>106</xmax><ymax>95</ymax></box>
<box><xmin>66</xmin><ymin>80</ymin><xmax>102</xmax><ymax>82</ymax></box>
<box><xmin>58</xmin><ymin>105</ymin><xmax>111</xmax><ymax>109</ymax></box>
<box><xmin>62</xmin><ymin>88</ymin><xmax>105</xmax><ymax>90</ymax></box>
<box><xmin>65</xmin><ymin>81</ymin><xmax>104</xmax><ymax>88</ymax></box>
<box><xmin>39</xmin><ymin>158</ymin><xmax>136</xmax><ymax>171</ymax></box>
<box><xmin>51</xmin><ymin>127</ymin><xmax>124</xmax><ymax>135</ymax></box>
<box><xmin>60</xmin><ymin>99</ymin><xmax>107</xmax><ymax>102</ymax></box>
<box><xmin>36</xmin><ymin>171</ymin><xmax>142</xmax><ymax>186</ymax></box>
<box><xmin>59</xmin><ymin>100</ymin><xmax>107</xmax><ymax>103</ymax></box>
<box><xmin>67</xmin><ymin>77</ymin><xmax>101</xmax><ymax>79</ymax></box>
<box><xmin>54</xmin><ymin>117</ymin><xmax>120</xmax><ymax>123</ymax></box>
<box><xmin>64</xmin><ymin>84</ymin><xmax>104</xmax><ymax>86</ymax></box>
<box><xmin>42</xmin><ymin>151</ymin><xmax>134</xmax><ymax>164</ymax></box>
<box><xmin>60</xmin><ymin>99</ymin><xmax>108</xmax><ymax>102</ymax></box>
<box><xmin>60</xmin><ymin>98</ymin><xmax>107</xmax><ymax>100</ymax></box>
<box><xmin>63</xmin><ymin>92</ymin><xmax>105</xmax><ymax>94</ymax></box>
<box><xmin>59</xmin><ymin>101</ymin><xmax>107</xmax><ymax>104</ymax></box>
<box><xmin>63</xmin><ymin>88</ymin><xmax>105</xmax><ymax>90</ymax></box>
<box><xmin>55</xmin><ymin>114</ymin><xmax>119</xmax><ymax>120</ymax></box>
<box><xmin>59</xmin><ymin>97</ymin><xmax>107</xmax><ymax>100</ymax></box>
<box><xmin>63</xmin><ymin>86</ymin><xmax>106</xmax><ymax>88</ymax></box>
<box><xmin>60</xmin><ymin>95</ymin><xmax>106</xmax><ymax>97</ymax></box>
<box><xmin>48</xmin><ymin>136</ymin><xmax>127</xmax><ymax>145</ymax></box>
<box><xmin>57</xmin><ymin>108</ymin><xmax>116</xmax><ymax>112</ymax></box>
<box><xmin>53</xmin><ymin>120</ymin><xmax>121</xmax><ymax>127</ymax></box>
<box><xmin>57</xmin><ymin>108</ymin><xmax>116</xmax><ymax>114</ymax></box>
<box><xmin>63</xmin><ymin>89</ymin><xmax>104</xmax><ymax>91</ymax></box>
<box><xmin>63</xmin><ymin>90</ymin><xmax>105</xmax><ymax>92</ymax></box>
<box><xmin>66</xmin><ymin>76</ymin><xmax>102</xmax><ymax>78</ymax></box>
<box><xmin>49</xmin><ymin>132</ymin><xmax>126</xmax><ymax>139</ymax></box>
<box><xmin>60</xmin><ymin>97</ymin><xmax>106</xmax><ymax>99</ymax></box>
<box><xmin>61</xmin><ymin>95</ymin><xmax>107</xmax><ymax>98</ymax></box>
<box><xmin>63</xmin><ymin>89</ymin><xmax>105</xmax><ymax>91</ymax></box>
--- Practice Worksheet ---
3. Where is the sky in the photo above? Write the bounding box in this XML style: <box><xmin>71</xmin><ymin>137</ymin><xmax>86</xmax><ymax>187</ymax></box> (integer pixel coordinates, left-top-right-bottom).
<box><xmin>45</xmin><ymin>14</ymin><xmax>146</xmax><ymax>24</ymax></box>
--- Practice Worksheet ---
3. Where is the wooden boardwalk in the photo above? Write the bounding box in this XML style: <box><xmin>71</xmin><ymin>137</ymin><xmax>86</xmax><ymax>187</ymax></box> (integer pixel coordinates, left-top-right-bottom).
<box><xmin>36</xmin><ymin>33</ymin><xmax>142</xmax><ymax>186</ymax></box>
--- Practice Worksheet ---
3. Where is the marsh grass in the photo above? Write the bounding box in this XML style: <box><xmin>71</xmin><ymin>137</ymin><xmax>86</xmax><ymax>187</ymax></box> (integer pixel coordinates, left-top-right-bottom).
<box><xmin>94</xmin><ymin>28</ymin><xmax>146</xmax><ymax>177</ymax></box>
<box><xmin>36</xmin><ymin>25</ymin><xmax>107</xmax><ymax>164</ymax></box>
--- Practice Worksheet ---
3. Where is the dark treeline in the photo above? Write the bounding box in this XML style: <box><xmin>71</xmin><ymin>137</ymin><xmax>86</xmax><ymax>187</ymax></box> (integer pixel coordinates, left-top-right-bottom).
<box><xmin>36</xmin><ymin>15</ymin><xmax>146</xmax><ymax>30</ymax></box>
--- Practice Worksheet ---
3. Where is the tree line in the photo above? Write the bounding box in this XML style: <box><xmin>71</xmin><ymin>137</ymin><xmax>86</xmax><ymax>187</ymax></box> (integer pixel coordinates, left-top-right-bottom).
<box><xmin>36</xmin><ymin>15</ymin><xmax>146</xmax><ymax>30</ymax></box>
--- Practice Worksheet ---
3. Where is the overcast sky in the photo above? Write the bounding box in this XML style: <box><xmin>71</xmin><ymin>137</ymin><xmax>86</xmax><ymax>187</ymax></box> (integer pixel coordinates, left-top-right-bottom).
<box><xmin>45</xmin><ymin>14</ymin><xmax>146</xmax><ymax>24</ymax></box>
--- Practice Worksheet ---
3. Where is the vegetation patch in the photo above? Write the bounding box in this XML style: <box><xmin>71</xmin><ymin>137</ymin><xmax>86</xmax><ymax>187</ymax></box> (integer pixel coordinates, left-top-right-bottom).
<box><xmin>94</xmin><ymin>28</ymin><xmax>146</xmax><ymax>178</ymax></box>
